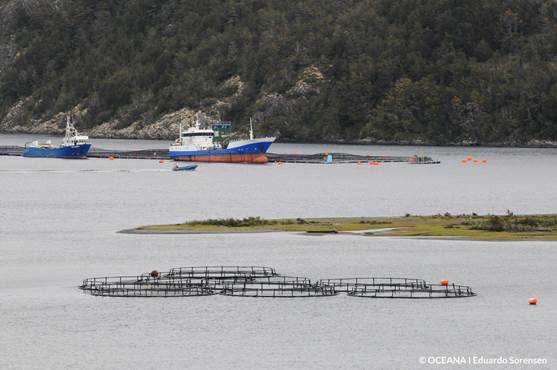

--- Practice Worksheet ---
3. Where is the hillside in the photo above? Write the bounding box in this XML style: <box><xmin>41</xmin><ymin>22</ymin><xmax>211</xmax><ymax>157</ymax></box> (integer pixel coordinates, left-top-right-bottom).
<box><xmin>1</xmin><ymin>0</ymin><xmax>557</xmax><ymax>145</ymax></box>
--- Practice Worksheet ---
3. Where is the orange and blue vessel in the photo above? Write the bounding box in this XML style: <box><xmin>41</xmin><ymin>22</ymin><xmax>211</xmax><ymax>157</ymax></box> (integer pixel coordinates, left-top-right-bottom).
<box><xmin>168</xmin><ymin>118</ymin><xmax>275</xmax><ymax>164</ymax></box>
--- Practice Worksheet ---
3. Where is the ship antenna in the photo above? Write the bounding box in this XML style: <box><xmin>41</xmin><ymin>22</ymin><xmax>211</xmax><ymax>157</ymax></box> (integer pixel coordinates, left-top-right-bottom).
<box><xmin>249</xmin><ymin>117</ymin><xmax>254</xmax><ymax>140</ymax></box>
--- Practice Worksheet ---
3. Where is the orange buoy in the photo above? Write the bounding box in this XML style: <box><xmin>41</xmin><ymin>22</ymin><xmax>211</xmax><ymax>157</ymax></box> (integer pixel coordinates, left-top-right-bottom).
<box><xmin>472</xmin><ymin>160</ymin><xmax>479</xmax><ymax>164</ymax></box>
<box><xmin>159</xmin><ymin>159</ymin><xmax>165</xmax><ymax>164</ymax></box>
<box><xmin>466</xmin><ymin>156</ymin><xmax>473</xmax><ymax>160</ymax></box>
<box><xmin>440</xmin><ymin>279</ymin><xmax>449</xmax><ymax>286</ymax></box>
<box><xmin>529</xmin><ymin>297</ymin><xmax>537</xmax><ymax>305</ymax></box>
<box><xmin>461</xmin><ymin>160</ymin><xmax>467</xmax><ymax>164</ymax></box>
<box><xmin>374</xmin><ymin>161</ymin><xmax>380</xmax><ymax>166</ymax></box>
<box><xmin>481</xmin><ymin>159</ymin><xmax>488</xmax><ymax>164</ymax></box>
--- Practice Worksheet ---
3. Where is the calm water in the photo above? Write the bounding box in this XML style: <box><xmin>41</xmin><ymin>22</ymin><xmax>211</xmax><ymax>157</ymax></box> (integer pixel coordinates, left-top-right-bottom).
<box><xmin>1</xmin><ymin>134</ymin><xmax>556</xmax><ymax>369</ymax></box>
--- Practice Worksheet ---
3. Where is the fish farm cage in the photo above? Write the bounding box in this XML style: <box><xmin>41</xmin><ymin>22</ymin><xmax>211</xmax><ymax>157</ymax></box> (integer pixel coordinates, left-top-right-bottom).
<box><xmin>220</xmin><ymin>276</ymin><xmax>337</xmax><ymax>297</ymax></box>
<box><xmin>79</xmin><ymin>266</ymin><xmax>476</xmax><ymax>299</ymax></box>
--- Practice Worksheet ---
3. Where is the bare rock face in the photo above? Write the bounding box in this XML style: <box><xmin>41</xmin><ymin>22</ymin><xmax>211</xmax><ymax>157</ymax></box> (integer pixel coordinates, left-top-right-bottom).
<box><xmin>0</xmin><ymin>100</ymin><xmax>27</xmax><ymax>132</ymax></box>
<box><xmin>204</xmin><ymin>75</ymin><xmax>245</xmax><ymax>119</ymax></box>
<box><xmin>88</xmin><ymin>109</ymin><xmax>213</xmax><ymax>139</ymax></box>
<box><xmin>26</xmin><ymin>113</ymin><xmax>65</xmax><ymax>134</ymax></box>
<box><xmin>90</xmin><ymin>76</ymin><xmax>244</xmax><ymax>139</ymax></box>
<box><xmin>254</xmin><ymin>66</ymin><xmax>325</xmax><ymax>137</ymax></box>
<box><xmin>287</xmin><ymin>65</ymin><xmax>324</xmax><ymax>97</ymax></box>
<box><xmin>0</xmin><ymin>101</ymin><xmax>89</xmax><ymax>134</ymax></box>
<box><xmin>0</xmin><ymin>74</ymin><xmax>247</xmax><ymax>139</ymax></box>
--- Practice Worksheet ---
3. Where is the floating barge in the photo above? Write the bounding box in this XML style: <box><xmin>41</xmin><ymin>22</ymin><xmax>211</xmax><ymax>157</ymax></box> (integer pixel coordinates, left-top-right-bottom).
<box><xmin>0</xmin><ymin>146</ymin><xmax>438</xmax><ymax>164</ymax></box>
<box><xmin>79</xmin><ymin>266</ymin><xmax>475</xmax><ymax>299</ymax></box>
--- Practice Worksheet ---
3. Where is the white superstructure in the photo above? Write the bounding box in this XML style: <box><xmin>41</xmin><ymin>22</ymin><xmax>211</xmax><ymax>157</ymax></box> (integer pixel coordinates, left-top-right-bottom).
<box><xmin>62</xmin><ymin>116</ymin><xmax>89</xmax><ymax>147</ymax></box>
<box><xmin>169</xmin><ymin>119</ymin><xmax>217</xmax><ymax>153</ymax></box>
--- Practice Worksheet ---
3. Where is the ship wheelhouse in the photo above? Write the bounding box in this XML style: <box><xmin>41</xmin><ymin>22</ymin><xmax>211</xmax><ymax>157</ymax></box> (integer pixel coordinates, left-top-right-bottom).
<box><xmin>175</xmin><ymin>126</ymin><xmax>216</xmax><ymax>150</ymax></box>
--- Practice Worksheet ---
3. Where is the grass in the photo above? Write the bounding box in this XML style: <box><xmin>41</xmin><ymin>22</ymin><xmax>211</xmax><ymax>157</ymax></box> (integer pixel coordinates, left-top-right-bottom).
<box><xmin>134</xmin><ymin>214</ymin><xmax>557</xmax><ymax>241</ymax></box>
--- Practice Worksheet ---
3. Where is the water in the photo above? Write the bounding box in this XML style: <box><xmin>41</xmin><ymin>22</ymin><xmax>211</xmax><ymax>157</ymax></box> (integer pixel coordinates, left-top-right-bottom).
<box><xmin>1</xmin><ymin>135</ymin><xmax>556</xmax><ymax>369</ymax></box>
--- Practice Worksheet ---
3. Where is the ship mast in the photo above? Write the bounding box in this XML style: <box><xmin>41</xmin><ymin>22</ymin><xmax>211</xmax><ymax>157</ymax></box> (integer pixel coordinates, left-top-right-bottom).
<box><xmin>64</xmin><ymin>115</ymin><xmax>77</xmax><ymax>139</ymax></box>
<box><xmin>249</xmin><ymin>117</ymin><xmax>254</xmax><ymax>140</ymax></box>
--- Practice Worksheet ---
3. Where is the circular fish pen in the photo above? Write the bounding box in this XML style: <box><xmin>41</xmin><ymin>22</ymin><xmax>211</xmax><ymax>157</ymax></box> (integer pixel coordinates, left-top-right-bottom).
<box><xmin>80</xmin><ymin>274</ymin><xmax>214</xmax><ymax>297</ymax></box>
<box><xmin>318</xmin><ymin>277</ymin><xmax>428</xmax><ymax>293</ymax></box>
<box><xmin>348</xmin><ymin>283</ymin><xmax>475</xmax><ymax>298</ymax></box>
<box><xmin>220</xmin><ymin>276</ymin><xmax>337</xmax><ymax>298</ymax></box>
<box><xmin>164</xmin><ymin>265</ymin><xmax>277</xmax><ymax>280</ymax></box>
<box><xmin>79</xmin><ymin>266</ymin><xmax>476</xmax><ymax>299</ymax></box>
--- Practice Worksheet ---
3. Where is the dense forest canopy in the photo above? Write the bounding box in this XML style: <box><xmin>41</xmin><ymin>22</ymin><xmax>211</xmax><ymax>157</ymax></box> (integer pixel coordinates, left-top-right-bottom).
<box><xmin>1</xmin><ymin>0</ymin><xmax>556</xmax><ymax>144</ymax></box>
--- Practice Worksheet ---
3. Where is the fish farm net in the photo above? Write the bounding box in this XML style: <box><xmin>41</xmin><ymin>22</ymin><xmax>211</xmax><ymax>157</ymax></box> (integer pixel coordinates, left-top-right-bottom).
<box><xmin>220</xmin><ymin>276</ymin><xmax>337</xmax><ymax>297</ymax></box>
<box><xmin>348</xmin><ymin>283</ymin><xmax>475</xmax><ymax>298</ymax></box>
<box><xmin>79</xmin><ymin>275</ymin><xmax>214</xmax><ymax>297</ymax></box>
<box><xmin>317</xmin><ymin>277</ymin><xmax>429</xmax><ymax>293</ymax></box>
<box><xmin>79</xmin><ymin>266</ymin><xmax>476</xmax><ymax>299</ymax></box>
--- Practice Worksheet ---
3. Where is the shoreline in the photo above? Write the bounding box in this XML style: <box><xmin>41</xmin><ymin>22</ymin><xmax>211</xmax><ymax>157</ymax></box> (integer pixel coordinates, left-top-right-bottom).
<box><xmin>118</xmin><ymin>228</ymin><xmax>550</xmax><ymax>242</ymax></box>
<box><xmin>122</xmin><ymin>215</ymin><xmax>557</xmax><ymax>241</ymax></box>
<box><xmin>2</xmin><ymin>131</ymin><xmax>557</xmax><ymax>149</ymax></box>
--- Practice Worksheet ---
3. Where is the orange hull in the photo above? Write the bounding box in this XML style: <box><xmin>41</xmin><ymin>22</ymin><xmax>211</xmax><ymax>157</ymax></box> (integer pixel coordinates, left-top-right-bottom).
<box><xmin>174</xmin><ymin>153</ymin><xmax>269</xmax><ymax>164</ymax></box>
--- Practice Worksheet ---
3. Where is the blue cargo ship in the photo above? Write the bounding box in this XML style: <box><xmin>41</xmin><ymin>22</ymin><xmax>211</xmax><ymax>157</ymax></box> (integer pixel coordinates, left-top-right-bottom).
<box><xmin>23</xmin><ymin>117</ymin><xmax>91</xmax><ymax>159</ymax></box>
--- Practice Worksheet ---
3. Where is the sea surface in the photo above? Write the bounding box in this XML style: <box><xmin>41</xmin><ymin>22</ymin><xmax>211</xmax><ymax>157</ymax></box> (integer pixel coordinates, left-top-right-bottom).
<box><xmin>1</xmin><ymin>134</ymin><xmax>556</xmax><ymax>369</ymax></box>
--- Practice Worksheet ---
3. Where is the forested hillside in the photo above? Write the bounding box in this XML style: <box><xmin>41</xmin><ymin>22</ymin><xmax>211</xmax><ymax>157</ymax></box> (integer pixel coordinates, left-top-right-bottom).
<box><xmin>1</xmin><ymin>0</ymin><xmax>557</xmax><ymax>144</ymax></box>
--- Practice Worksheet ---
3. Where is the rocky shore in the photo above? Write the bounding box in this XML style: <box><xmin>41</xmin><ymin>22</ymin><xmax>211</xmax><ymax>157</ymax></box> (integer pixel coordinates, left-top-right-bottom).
<box><xmin>2</xmin><ymin>111</ymin><xmax>557</xmax><ymax>149</ymax></box>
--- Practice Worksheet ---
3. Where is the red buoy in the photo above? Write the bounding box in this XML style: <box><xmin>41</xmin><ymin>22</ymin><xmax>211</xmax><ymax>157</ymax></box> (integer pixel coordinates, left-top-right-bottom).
<box><xmin>440</xmin><ymin>279</ymin><xmax>449</xmax><ymax>286</ymax></box>
<box><xmin>529</xmin><ymin>297</ymin><xmax>537</xmax><ymax>305</ymax></box>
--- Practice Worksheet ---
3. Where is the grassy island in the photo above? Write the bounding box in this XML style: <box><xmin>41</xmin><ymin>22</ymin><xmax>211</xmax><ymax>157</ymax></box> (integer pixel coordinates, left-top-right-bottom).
<box><xmin>127</xmin><ymin>214</ymin><xmax>557</xmax><ymax>241</ymax></box>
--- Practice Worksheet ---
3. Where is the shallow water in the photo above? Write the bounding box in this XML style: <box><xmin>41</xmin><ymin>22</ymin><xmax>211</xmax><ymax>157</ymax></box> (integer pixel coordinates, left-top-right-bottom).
<box><xmin>1</xmin><ymin>135</ymin><xmax>556</xmax><ymax>369</ymax></box>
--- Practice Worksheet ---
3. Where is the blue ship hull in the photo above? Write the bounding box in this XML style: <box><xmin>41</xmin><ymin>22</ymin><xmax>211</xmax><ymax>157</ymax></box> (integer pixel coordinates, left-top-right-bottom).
<box><xmin>22</xmin><ymin>143</ymin><xmax>91</xmax><ymax>158</ymax></box>
<box><xmin>169</xmin><ymin>140</ymin><xmax>274</xmax><ymax>163</ymax></box>
<box><xmin>169</xmin><ymin>140</ymin><xmax>273</xmax><ymax>157</ymax></box>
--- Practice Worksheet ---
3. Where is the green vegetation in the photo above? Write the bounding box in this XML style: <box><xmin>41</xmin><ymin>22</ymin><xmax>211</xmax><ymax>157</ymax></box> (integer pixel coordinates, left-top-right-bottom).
<box><xmin>134</xmin><ymin>214</ymin><xmax>557</xmax><ymax>240</ymax></box>
<box><xmin>1</xmin><ymin>1</ymin><xmax>557</xmax><ymax>144</ymax></box>
<box><xmin>189</xmin><ymin>216</ymin><xmax>275</xmax><ymax>227</ymax></box>
<box><xmin>467</xmin><ymin>214</ymin><xmax>557</xmax><ymax>232</ymax></box>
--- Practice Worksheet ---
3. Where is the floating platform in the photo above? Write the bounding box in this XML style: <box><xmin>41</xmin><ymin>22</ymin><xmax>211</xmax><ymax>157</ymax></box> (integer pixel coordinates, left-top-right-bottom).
<box><xmin>79</xmin><ymin>266</ymin><xmax>475</xmax><ymax>299</ymax></box>
<box><xmin>79</xmin><ymin>274</ymin><xmax>214</xmax><ymax>297</ymax></box>
<box><xmin>0</xmin><ymin>146</ymin><xmax>438</xmax><ymax>164</ymax></box>
<box><xmin>318</xmin><ymin>277</ymin><xmax>429</xmax><ymax>293</ymax></box>
<box><xmin>221</xmin><ymin>276</ymin><xmax>337</xmax><ymax>298</ymax></box>
<box><xmin>348</xmin><ymin>283</ymin><xmax>475</xmax><ymax>299</ymax></box>
<box><xmin>165</xmin><ymin>265</ymin><xmax>278</xmax><ymax>279</ymax></box>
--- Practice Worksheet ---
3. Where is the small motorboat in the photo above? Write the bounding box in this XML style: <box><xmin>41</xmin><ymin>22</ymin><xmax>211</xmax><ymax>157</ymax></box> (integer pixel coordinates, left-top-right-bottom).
<box><xmin>172</xmin><ymin>163</ymin><xmax>198</xmax><ymax>171</ymax></box>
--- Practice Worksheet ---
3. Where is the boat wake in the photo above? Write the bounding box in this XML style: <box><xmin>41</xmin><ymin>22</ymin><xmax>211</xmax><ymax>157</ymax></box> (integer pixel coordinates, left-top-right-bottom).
<box><xmin>0</xmin><ymin>168</ymin><xmax>170</xmax><ymax>174</ymax></box>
